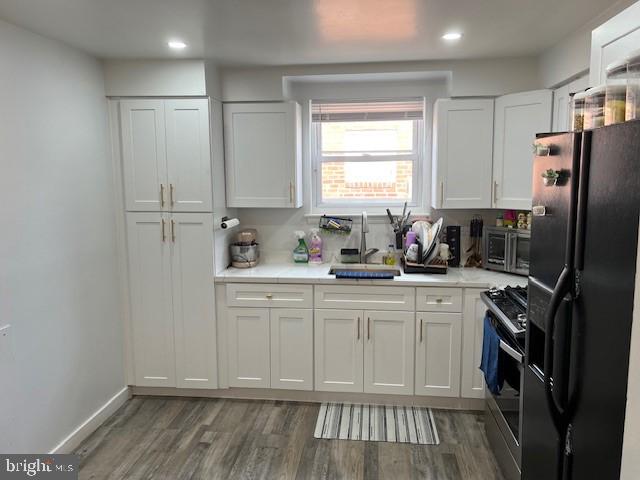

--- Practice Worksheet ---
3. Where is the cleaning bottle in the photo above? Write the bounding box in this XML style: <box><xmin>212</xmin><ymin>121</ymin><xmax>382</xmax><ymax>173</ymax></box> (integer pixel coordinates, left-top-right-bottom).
<box><xmin>293</xmin><ymin>231</ymin><xmax>309</xmax><ymax>263</ymax></box>
<box><xmin>308</xmin><ymin>228</ymin><xmax>323</xmax><ymax>264</ymax></box>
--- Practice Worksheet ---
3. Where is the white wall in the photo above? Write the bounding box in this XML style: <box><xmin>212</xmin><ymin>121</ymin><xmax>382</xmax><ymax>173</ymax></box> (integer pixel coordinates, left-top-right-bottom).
<box><xmin>103</xmin><ymin>59</ymin><xmax>206</xmax><ymax>96</ymax></box>
<box><xmin>220</xmin><ymin>57</ymin><xmax>541</xmax><ymax>101</ymax></box>
<box><xmin>0</xmin><ymin>19</ymin><xmax>124</xmax><ymax>452</ymax></box>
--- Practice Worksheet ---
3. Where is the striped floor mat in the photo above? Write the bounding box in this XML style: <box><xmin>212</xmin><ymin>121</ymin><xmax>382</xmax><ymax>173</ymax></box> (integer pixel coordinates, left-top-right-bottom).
<box><xmin>313</xmin><ymin>403</ymin><xmax>440</xmax><ymax>445</ymax></box>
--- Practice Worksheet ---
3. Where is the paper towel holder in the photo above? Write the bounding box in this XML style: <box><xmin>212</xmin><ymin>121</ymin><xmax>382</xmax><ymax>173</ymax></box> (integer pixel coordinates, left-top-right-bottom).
<box><xmin>221</xmin><ymin>216</ymin><xmax>240</xmax><ymax>229</ymax></box>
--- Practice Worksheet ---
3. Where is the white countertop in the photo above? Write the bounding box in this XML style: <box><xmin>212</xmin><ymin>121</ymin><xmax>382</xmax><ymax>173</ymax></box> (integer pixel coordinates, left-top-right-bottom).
<box><xmin>215</xmin><ymin>262</ymin><xmax>527</xmax><ymax>289</ymax></box>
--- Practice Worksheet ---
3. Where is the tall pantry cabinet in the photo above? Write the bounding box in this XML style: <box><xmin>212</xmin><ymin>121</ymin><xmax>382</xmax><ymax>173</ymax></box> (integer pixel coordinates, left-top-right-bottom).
<box><xmin>114</xmin><ymin>98</ymin><xmax>217</xmax><ymax>389</ymax></box>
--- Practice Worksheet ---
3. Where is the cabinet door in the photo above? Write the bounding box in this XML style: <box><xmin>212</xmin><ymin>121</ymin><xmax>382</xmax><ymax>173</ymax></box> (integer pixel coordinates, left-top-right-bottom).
<box><xmin>493</xmin><ymin>90</ymin><xmax>552</xmax><ymax>210</ymax></box>
<box><xmin>363</xmin><ymin>311</ymin><xmax>414</xmax><ymax>395</ymax></box>
<box><xmin>461</xmin><ymin>290</ymin><xmax>487</xmax><ymax>399</ymax></box>
<box><xmin>314</xmin><ymin>309</ymin><xmax>363</xmax><ymax>393</ymax></box>
<box><xmin>224</xmin><ymin>102</ymin><xmax>302</xmax><ymax>208</ymax></box>
<box><xmin>270</xmin><ymin>308</ymin><xmax>313</xmax><ymax>390</ymax></box>
<box><xmin>170</xmin><ymin>213</ymin><xmax>217</xmax><ymax>389</ymax></box>
<box><xmin>165</xmin><ymin>99</ymin><xmax>213</xmax><ymax>213</ymax></box>
<box><xmin>126</xmin><ymin>213</ymin><xmax>175</xmax><ymax>386</ymax></box>
<box><xmin>552</xmin><ymin>84</ymin><xmax>570</xmax><ymax>133</ymax></box>
<box><xmin>120</xmin><ymin>100</ymin><xmax>167</xmax><ymax>212</ymax></box>
<box><xmin>415</xmin><ymin>312</ymin><xmax>462</xmax><ymax>397</ymax></box>
<box><xmin>227</xmin><ymin>308</ymin><xmax>270</xmax><ymax>388</ymax></box>
<box><xmin>432</xmin><ymin>99</ymin><xmax>494</xmax><ymax>208</ymax></box>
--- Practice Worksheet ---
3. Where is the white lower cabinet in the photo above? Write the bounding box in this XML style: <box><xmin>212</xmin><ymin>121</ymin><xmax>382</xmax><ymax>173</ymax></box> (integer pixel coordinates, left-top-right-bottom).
<box><xmin>415</xmin><ymin>312</ymin><xmax>462</xmax><ymax>397</ymax></box>
<box><xmin>270</xmin><ymin>308</ymin><xmax>313</xmax><ymax>390</ymax></box>
<box><xmin>126</xmin><ymin>212</ymin><xmax>216</xmax><ymax>388</ymax></box>
<box><xmin>227</xmin><ymin>308</ymin><xmax>271</xmax><ymax>388</ymax></box>
<box><xmin>227</xmin><ymin>306</ymin><xmax>313</xmax><ymax>390</ymax></box>
<box><xmin>314</xmin><ymin>309</ymin><xmax>414</xmax><ymax>394</ymax></box>
<box><xmin>314</xmin><ymin>309</ymin><xmax>363</xmax><ymax>393</ymax></box>
<box><xmin>364</xmin><ymin>311</ymin><xmax>414</xmax><ymax>395</ymax></box>
<box><xmin>461</xmin><ymin>290</ymin><xmax>487</xmax><ymax>399</ymax></box>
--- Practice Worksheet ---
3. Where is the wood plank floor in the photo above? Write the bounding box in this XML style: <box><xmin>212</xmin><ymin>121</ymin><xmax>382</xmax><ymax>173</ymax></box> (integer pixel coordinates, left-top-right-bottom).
<box><xmin>75</xmin><ymin>396</ymin><xmax>505</xmax><ymax>480</ymax></box>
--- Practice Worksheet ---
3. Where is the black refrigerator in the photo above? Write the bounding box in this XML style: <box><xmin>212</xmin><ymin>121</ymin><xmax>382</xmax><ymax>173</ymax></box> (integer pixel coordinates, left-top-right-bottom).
<box><xmin>522</xmin><ymin>121</ymin><xmax>640</xmax><ymax>480</ymax></box>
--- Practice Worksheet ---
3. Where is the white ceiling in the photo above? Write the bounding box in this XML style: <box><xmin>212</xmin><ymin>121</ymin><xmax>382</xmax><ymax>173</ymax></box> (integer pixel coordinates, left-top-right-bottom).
<box><xmin>0</xmin><ymin>0</ymin><xmax>629</xmax><ymax>66</ymax></box>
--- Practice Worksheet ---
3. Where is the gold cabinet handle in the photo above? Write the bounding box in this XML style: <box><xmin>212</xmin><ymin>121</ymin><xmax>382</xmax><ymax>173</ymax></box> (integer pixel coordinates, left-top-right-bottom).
<box><xmin>289</xmin><ymin>182</ymin><xmax>294</xmax><ymax>203</ymax></box>
<box><xmin>367</xmin><ymin>317</ymin><xmax>371</xmax><ymax>340</ymax></box>
<box><xmin>160</xmin><ymin>184</ymin><xmax>165</xmax><ymax>208</ymax></box>
<box><xmin>357</xmin><ymin>317</ymin><xmax>360</xmax><ymax>340</ymax></box>
<box><xmin>440</xmin><ymin>181</ymin><xmax>444</xmax><ymax>206</ymax></box>
<box><xmin>161</xmin><ymin>219</ymin><xmax>166</xmax><ymax>242</ymax></box>
<box><xmin>171</xmin><ymin>219</ymin><xmax>176</xmax><ymax>242</ymax></box>
<box><xmin>493</xmin><ymin>180</ymin><xmax>498</xmax><ymax>203</ymax></box>
<box><xmin>170</xmin><ymin>183</ymin><xmax>175</xmax><ymax>207</ymax></box>
<box><xmin>436</xmin><ymin>298</ymin><xmax>443</xmax><ymax>304</ymax></box>
<box><xmin>265</xmin><ymin>293</ymin><xmax>273</xmax><ymax>299</ymax></box>
<box><xmin>420</xmin><ymin>319</ymin><xmax>423</xmax><ymax>343</ymax></box>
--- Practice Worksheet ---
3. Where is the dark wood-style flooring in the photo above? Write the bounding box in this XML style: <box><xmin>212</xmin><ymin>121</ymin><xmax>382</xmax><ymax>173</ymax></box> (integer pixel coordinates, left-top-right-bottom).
<box><xmin>75</xmin><ymin>396</ymin><xmax>505</xmax><ymax>480</ymax></box>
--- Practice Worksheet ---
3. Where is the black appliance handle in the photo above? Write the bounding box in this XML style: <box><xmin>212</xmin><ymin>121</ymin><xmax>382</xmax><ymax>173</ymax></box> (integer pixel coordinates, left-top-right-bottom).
<box><xmin>543</xmin><ymin>265</ymin><xmax>572</xmax><ymax>432</ymax></box>
<box><xmin>574</xmin><ymin>131</ymin><xmax>591</xmax><ymax>271</ymax></box>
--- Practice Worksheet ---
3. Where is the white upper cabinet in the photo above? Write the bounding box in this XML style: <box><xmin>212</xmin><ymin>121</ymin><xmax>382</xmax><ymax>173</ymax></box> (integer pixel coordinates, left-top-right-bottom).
<box><xmin>165</xmin><ymin>100</ymin><xmax>213</xmax><ymax>212</ymax></box>
<box><xmin>432</xmin><ymin>99</ymin><xmax>494</xmax><ymax>209</ymax></box>
<box><xmin>121</xmin><ymin>100</ymin><xmax>167</xmax><ymax>212</ymax></box>
<box><xmin>120</xmin><ymin>99</ymin><xmax>212</xmax><ymax>213</ymax></box>
<box><xmin>590</xmin><ymin>1</ymin><xmax>640</xmax><ymax>86</ymax></box>
<box><xmin>224</xmin><ymin>102</ymin><xmax>302</xmax><ymax>208</ymax></box>
<box><xmin>363</xmin><ymin>311</ymin><xmax>414</xmax><ymax>395</ymax></box>
<box><xmin>170</xmin><ymin>213</ymin><xmax>216</xmax><ymax>389</ymax></box>
<box><xmin>552</xmin><ymin>75</ymin><xmax>589</xmax><ymax>133</ymax></box>
<box><xmin>492</xmin><ymin>89</ymin><xmax>552</xmax><ymax>210</ymax></box>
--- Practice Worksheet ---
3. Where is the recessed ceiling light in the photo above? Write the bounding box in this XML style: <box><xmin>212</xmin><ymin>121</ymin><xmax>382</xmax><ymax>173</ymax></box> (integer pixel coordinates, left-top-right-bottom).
<box><xmin>442</xmin><ymin>32</ymin><xmax>462</xmax><ymax>41</ymax></box>
<box><xmin>168</xmin><ymin>40</ymin><xmax>187</xmax><ymax>50</ymax></box>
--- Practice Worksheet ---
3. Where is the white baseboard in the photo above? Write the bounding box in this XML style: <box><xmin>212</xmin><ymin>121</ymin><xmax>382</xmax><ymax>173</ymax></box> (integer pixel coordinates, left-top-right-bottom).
<box><xmin>49</xmin><ymin>386</ymin><xmax>130</xmax><ymax>454</ymax></box>
<box><xmin>130</xmin><ymin>386</ymin><xmax>485</xmax><ymax>411</ymax></box>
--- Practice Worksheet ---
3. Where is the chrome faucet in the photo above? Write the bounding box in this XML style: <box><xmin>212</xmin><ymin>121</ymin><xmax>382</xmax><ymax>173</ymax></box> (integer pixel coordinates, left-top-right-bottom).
<box><xmin>360</xmin><ymin>212</ymin><xmax>379</xmax><ymax>264</ymax></box>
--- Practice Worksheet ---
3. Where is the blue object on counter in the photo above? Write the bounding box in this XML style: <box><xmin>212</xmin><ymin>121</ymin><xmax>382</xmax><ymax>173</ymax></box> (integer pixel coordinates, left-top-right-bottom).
<box><xmin>480</xmin><ymin>314</ymin><xmax>503</xmax><ymax>395</ymax></box>
<box><xmin>334</xmin><ymin>271</ymin><xmax>395</xmax><ymax>280</ymax></box>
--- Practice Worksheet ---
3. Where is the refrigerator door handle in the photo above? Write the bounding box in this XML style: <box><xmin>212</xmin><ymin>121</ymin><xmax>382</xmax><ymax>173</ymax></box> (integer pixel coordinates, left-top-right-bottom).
<box><xmin>543</xmin><ymin>265</ymin><xmax>572</xmax><ymax>433</ymax></box>
<box><xmin>574</xmin><ymin>131</ymin><xmax>592</xmax><ymax>271</ymax></box>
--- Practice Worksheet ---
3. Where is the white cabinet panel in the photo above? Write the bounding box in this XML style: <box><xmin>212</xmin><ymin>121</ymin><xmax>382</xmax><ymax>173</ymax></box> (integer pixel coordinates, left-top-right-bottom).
<box><xmin>493</xmin><ymin>89</ymin><xmax>552</xmax><ymax>210</ymax></box>
<box><xmin>552</xmin><ymin>84</ymin><xmax>570</xmax><ymax>133</ymax></box>
<box><xmin>314</xmin><ymin>285</ymin><xmax>415</xmax><ymax>311</ymax></box>
<box><xmin>591</xmin><ymin>2</ymin><xmax>640</xmax><ymax>86</ymax></box>
<box><xmin>121</xmin><ymin>100</ymin><xmax>167</xmax><ymax>212</ymax></box>
<box><xmin>224</xmin><ymin>102</ymin><xmax>302</xmax><ymax>208</ymax></box>
<box><xmin>227</xmin><ymin>308</ymin><xmax>270</xmax><ymax>388</ymax></box>
<box><xmin>415</xmin><ymin>287</ymin><xmax>463</xmax><ymax>313</ymax></box>
<box><xmin>270</xmin><ymin>308</ymin><xmax>313</xmax><ymax>390</ymax></box>
<box><xmin>314</xmin><ymin>309</ymin><xmax>363</xmax><ymax>393</ymax></box>
<box><xmin>461</xmin><ymin>290</ymin><xmax>486</xmax><ymax>399</ymax></box>
<box><xmin>415</xmin><ymin>312</ymin><xmax>462</xmax><ymax>397</ymax></box>
<box><xmin>171</xmin><ymin>214</ymin><xmax>216</xmax><ymax>389</ymax></box>
<box><xmin>165</xmin><ymin>99</ymin><xmax>213</xmax><ymax>212</ymax></box>
<box><xmin>126</xmin><ymin>213</ymin><xmax>175</xmax><ymax>387</ymax></box>
<box><xmin>226</xmin><ymin>283</ymin><xmax>313</xmax><ymax>309</ymax></box>
<box><xmin>364</xmin><ymin>311</ymin><xmax>414</xmax><ymax>395</ymax></box>
<box><xmin>432</xmin><ymin>99</ymin><xmax>494</xmax><ymax>208</ymax></box>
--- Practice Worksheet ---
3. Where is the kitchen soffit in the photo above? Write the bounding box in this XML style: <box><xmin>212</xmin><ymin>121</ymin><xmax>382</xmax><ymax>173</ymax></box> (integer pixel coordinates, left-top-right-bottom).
<box><xmin>0</xmin><ymin>0</ymin><xmax>633</xmax><ymax>65</ymax></box>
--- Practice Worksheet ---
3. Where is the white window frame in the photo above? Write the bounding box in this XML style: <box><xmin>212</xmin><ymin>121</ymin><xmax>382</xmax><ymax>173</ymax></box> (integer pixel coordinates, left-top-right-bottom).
<box><xmin>312</xmin><ymin>110</ymin><xmax>424</xmax><ymax>212</ymax></box>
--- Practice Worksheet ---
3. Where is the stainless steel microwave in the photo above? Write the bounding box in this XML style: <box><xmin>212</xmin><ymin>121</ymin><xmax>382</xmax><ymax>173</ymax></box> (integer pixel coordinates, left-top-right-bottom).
<box><xmin>483</xmin><ymin>226</ymin><xmax>530</xmax><ymax>276</ymax></box>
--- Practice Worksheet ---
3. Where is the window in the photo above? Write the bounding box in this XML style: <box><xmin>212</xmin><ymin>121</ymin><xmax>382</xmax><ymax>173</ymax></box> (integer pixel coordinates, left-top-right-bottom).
<box><xmin>312</xmin><ymin>99</ymin><xmax>424</xmax><ymax>208</ymax></box>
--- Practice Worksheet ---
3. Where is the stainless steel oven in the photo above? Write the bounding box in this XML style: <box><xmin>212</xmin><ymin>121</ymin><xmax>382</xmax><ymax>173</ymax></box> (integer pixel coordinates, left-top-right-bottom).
<box><xmin>483</xmin><ymin>227</ymin><xmax>530</xmax><ymax>276</ymax></box>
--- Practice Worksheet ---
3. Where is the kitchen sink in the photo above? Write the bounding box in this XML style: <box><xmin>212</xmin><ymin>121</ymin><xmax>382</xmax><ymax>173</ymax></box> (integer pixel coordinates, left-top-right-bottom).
<box><xmin>328</xmin><ymin>264</ymin><xmax>401</xmax><ymax>276</ymax></box>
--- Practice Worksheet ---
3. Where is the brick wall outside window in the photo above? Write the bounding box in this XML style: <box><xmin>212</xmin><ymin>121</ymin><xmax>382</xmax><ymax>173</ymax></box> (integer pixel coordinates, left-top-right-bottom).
<box><xmin>321</xmin><ymin>160</ymin><xmax>413</xmax><ymax>200</ymax></box>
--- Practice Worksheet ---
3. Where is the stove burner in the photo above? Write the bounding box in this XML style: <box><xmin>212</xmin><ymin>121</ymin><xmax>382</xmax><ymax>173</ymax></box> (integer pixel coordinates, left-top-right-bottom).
<box><xmin>481</xmin><ymin>285</ymin><xmax>528</xmax><ymax>339</ymax></box>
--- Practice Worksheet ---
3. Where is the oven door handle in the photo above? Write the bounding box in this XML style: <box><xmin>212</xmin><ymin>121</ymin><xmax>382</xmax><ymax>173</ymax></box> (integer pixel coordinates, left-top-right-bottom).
<box><xmin>499</xmin><ymin>339</ymin><xmax>523</xmax><ymax>364</ymax></box>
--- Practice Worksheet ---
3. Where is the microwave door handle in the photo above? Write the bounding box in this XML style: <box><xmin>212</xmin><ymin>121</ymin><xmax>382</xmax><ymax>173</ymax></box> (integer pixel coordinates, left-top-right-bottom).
<box><xmin>510</xmin><ymin>234</ymin><xmax>518</xmax><ymax>272</ymax></box>
<box><xmin>504</xmin><ymin>233</ymin><xmax>512</xmax><ymax>272</ymax></box>
<box><xmin>499</xmin><ymin>339</ymin><xmax>523</xmax><ymax>364</ymax></box>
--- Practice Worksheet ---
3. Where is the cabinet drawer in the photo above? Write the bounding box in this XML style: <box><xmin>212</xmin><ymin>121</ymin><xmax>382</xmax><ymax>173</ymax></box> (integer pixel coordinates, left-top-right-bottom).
<box><xmin>315</xmin><ymin>285</ymin><xmax>415</xmax><ymax>311</ymax></box>
<box><xmin>416</xmin><ymin>287</ymin><xmax>463</xmax><ymax>312</ymax></box>
<box><xmin>226</xmin><ymin>283</ymin><xmax>313</xmax><ymax>308</ymax></box>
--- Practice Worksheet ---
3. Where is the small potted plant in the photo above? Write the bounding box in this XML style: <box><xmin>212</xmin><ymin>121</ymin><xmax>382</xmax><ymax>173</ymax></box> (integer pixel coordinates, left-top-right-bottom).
<box><xmin>533</xmin><ymin>143</ymin><xmax>551</xmax><ymax>156</ymax></box>
<box><xmin>542</xmin><ymin>168</ymin><xmax>560</xmax><ymax>186</ymax></box>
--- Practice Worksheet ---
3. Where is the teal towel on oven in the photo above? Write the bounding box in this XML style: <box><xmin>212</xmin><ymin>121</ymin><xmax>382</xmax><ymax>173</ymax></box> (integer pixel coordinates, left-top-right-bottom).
<box><xmin>480</xmin><ymin>314</ymin><xmax>503</xmax><ymax>395</ymax></box>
